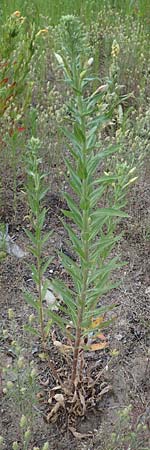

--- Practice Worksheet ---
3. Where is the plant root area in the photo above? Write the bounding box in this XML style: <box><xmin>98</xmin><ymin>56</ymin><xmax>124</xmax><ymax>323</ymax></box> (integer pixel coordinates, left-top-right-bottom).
<box><xmin>0</xmin><ymin>164</ymin><xmax>150</xmax><ymax>450</ymax></box>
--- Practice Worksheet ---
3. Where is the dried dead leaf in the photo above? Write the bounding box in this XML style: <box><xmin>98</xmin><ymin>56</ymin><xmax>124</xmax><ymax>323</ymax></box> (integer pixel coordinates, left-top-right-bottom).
<box><xmin>53</xmin><ymin>340</ymin><xmax>73</xmax><ymax>354</ymax></box>
<box><xmin>79</xmin><ymin>391</ymin><xmax>86</xmax><ymax>415</ymax></box>
<box><xmin>69</xmin><ymin>426</ymin><xmax>92</xmax><ymax>439</ymax></box>
<box><xmin>40</xmin><ymin>378</ymin><xmax>50</xmax><ymax>386</ymax></box>
<box><xmin>88</xmin><ymin>341</ymin><xmax>108</xmax><ymax>351</ymax></box>
<box><xmin>47</xmin><ymin>402</ymin><xmax>60</xmax><ymax>422</ymax></box>
<box><xmin>95</xmin><ymin>332</ymin><xmax>107</xmax><ymax>341</ymax></box>
<box><xmin>54</xmin><ymin>393</ymin><xmax>65</xmax><ymax>406</ymax></box>
<box><xmin>47</xmin><ymin>392</ymin><xmax>65</xmax><ymax>422</ymax></box>
<box><xmin>50</xmin><ymin>385</ymin><xmax>62</xmax><ymax>392</ymax></box>
<box><xmin>98</xmin><ymin>384</ymin><xmax>112</xmax><ymax>399</ymax></box>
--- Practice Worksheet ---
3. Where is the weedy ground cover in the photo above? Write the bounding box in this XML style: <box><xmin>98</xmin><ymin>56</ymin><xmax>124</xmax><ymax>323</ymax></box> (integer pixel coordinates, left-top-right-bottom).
<box><xmin>0</xmin><ymin>3</ymin><xmax>150</xmax><ymax>450</ymax></box>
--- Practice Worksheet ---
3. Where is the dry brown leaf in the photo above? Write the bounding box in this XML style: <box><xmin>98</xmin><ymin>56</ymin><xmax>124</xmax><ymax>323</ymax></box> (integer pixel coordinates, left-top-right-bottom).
<box><xmin>50</xmin><ymin>385</ymin><xmax>62</xmax><ymax>392</ymax></box>
<box><xmin>47</xmin><ymin>392</ymin><xmax>65</xmax><ymax>422</ymax></box>
<box><xmin>79</xmin><ymin>391</ymin><xmax>86</xmax><ymax>415</ymax></box>
<box><xmin>95</xmin><ymin>332</ymin><xmax>107</xmax><ymax>341</ymax></box>
<box><xmin>88</xmin><ymin>341</ymin><xmax>108</xmax><ymax>351</ymax></box>
<box><xmin>40</xmin><ymin>378</ymin><xmax>50</xmax><ymax>386</ymax></box>
<box><xmin>53</xmin><ymin>340</ymin><xmax>73</xmax><ymax>354</ymax></box>
<box><xmin>54</xmin><ymin>393</ymin><xmax>65</xmax><ymax>406</ymax></box>
<box><xmin>98</xmin><ymin>384</ymin><xmax>112</xmax><ymax>399</ymax></box>
<box><xmin>47</xmin><ymin>403</ymin><xmax>61</xmax><ymax>422</ymax></box>
<box><xmin>69</xmin><ymin>426</ymin><xmax>92</xmax><ymax>439</ymax></box>
<box><xmin>71</xmin><ymin>389</ymin><xmax>78</xmax><ymax>403</ymax></box>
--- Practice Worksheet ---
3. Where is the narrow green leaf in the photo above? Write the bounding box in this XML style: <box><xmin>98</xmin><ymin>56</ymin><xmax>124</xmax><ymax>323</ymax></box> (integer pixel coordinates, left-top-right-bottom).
<box><xmin>41</xmin><ymin>257</ymin><xmax>53</xmax><ymax>276</ymax></box>
<box><xmin>89</xmin><ymin>217</ymin><xmax>107</xmax><ymax>241</ymax></box>
<box><xmin>62</xmin><ymin>220</ymin><xmax>85</xmax><ymax>259</ymax></box>
<box><xmin>52</xmin><ymin>279</ymin><xmax>77</xmax><ymax>325</ymax></box>
<box><xmin>27</xmin><ymin>246</ymin><xmax>39</xmax><ymax>258</ymax></box>
<box><xmin>91</xmin><ymin>207</ymin><xmax>128</xmax><ymax>220</ymax></box>
<box><xmin>88</xmin><ymin>256</ymin><xmax>119</xmax><ymax>284</ymax></box>
<box><xmin>87</xmin><ymin>146</ymin><xmax>119</xmax><ymax>176</ymax></box>
<box><xmin>37</xmin><ymin>208</ymin><xmax>46</xmax><ymax>229</ymax></box>
<box><xmin>74</xmin><ymin>123</ymin><xmax>85</xmax><ymax>144</ymax></box>
<box><xmin>39</xmin><ymin>187</ymin><xmax>49</xmax><ymax>201</ymax></box>
<box><xmin>87</xmin><ymin>281</ymin><xmax>121</xmax><ymax>304</ymax></box>
<box><xmin>29</xmin><ymin>264</ymin><xmax>39</xmax><ymax>284</ymax></box>
<box><xmin>82</xmin><ymin>304</ymin><xmax>115</xmax><ymax>327</ymax></box>
<box><xmin>25</xmin><ymin>228</ymin><xmax>37</xmax><ymax>245</ymax></box>
<box><xmin>82</xmin><ymin>318</ymin><xmax>114</xmax><ymax>337</ymax></box>
<box><xmin>46</xmin><ymin>309</ymin><xmax>68</xmax><ymax>330</ymax></box>
<box><xmin>94</xmin><ymin>175</ymin><xmax>119</xmax><ymax>185</ymax></box>
<box><xmin>89</xmin><ymin>185</ymin><xmax>105</xmax><ymax>208</ymax></box>
<box><xmin>40</xmin><ymin>230</ymin><xmax>53</xmax><ymax>246</ymax></box>
<box><xmin>62</xmin><ymin>126</ymin><xmax>81</xmax><ymax>152</ymax></box>
<box><xmin>64</xmin><ymin>158</ymin><xmax>82</xmax><ymax>195</ymax></box>
<box><xmin>60</xmin><ymin>251</ymin><xmax>81</xmax><ymax>290</ymax></box>
<box><xmin>88</xmin><ymin>114</ymin><xmax>107</xmax><ymax>131</ymax></box>
<box><xmin>24</xmin><ymin>291</ymin><xmax>39</xmax><ymax>310</ymax></box>
<box><xmin>24</xmin><ymin>325</ymin><xmax>39</xmax><ymax>336</ymax></box>
<box><xmin>90</xmin><ymin>234</ymin><xmax>123</xmax><ymax>261</ymax></box>
<box><xmin>63</xmin><ymin>192</ymin><xmax>82</xmax><ymax>228</ymax></box>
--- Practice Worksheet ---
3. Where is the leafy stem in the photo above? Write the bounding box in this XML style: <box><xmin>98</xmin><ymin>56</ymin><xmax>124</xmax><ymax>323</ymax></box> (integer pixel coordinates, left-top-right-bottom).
<box><xmin>71</xmin><ymin>86</ymin><xmax>90</xmax><ymax>385</ymax></box>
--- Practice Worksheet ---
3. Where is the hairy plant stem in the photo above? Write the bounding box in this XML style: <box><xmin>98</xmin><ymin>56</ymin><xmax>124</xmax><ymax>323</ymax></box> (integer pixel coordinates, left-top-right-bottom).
<box><xmin>71</xmin><ymin>75</ymin><xmax>90</xmax><ymax>387</ymax></box>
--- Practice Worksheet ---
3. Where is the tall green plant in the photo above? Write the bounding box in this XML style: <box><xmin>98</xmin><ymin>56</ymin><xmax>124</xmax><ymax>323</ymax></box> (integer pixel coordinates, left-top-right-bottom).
<box><xmin>24</xmin><ymin>137</ymin><xmax>52</xmax><ymax>349</ymax></box>
<box><xmin>49</xmin><ymin>16</ymin><xmax>129</xmax><ymax>390</ymax></box>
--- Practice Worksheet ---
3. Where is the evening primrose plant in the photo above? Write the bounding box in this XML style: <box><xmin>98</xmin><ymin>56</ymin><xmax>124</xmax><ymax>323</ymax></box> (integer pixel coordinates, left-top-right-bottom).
<box><xmin>47</xmin><ymin>16</ymin><xmax>130</xmax><ymax>389</ymax></box>
<box><xmin>24</xmin><ymin>137</ymin><xmax>52</xmax><ymax>350</ymax></box>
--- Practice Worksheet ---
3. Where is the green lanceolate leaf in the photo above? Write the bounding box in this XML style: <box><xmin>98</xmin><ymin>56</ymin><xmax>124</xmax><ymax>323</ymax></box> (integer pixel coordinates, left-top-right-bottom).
<box><xmin>88</xmin><ymin>256</ymin><xmax>119</xmax><ymax>285</ymax></box>
<box><xmin>51</xmin><ymin>279</ymin><xmax>77</xmax><ymax>325</ymax></box>
<box><xmin>82</xmin><ymin>304</ymin><xmax>115</xmax><ymax>328</ymax></box>
<box><xmin>87</xmin><ymin>145</ymin><xmax>119</xmax><ymax>177</ymax></box>
<box><xmin>25</xmin><ymin>228</ymin><xmax>37</xmax><ymax>246</ymax></box>
<box><xmin>62</xmin><ymin>219</ymin><xmax>85</xmax><ymax>259</ymax></box>
<box><xmin>91</xmin><ymin>207</ymin><xmax>128</xmax><ymax>220</ymax></box>
<box><xmin>64</xmin><ymin>158</ymin><xmax>82</xmax><ymax>195</ymax></box>
<box><xmin>62</xmin><ymin>126</ymin><xmax>82</xmax><ymax>153</ymax></box>
<box><xmin>24</xmin><ymin>291</ymin><xmax>39</xmax><ymax>310</ymax></box>
<box><xmin>74</xmin><ymin>123</ymin><xmax>86</xmax><ymax>144</ymax></box>
<box><xmin>40</xmin><ymin>230</ymin><xmax>53</xmax><ymax>246</ymax></box>
<box><xmin>94</xmin><ymin>175</ymin><xmax>119</xmax><ymax>185</ymax></box>
<box><xmin>29</xmin><ymin>264</ymin><xmax>39</xmax><ymax>284</ymax></box>
<box><xmin>89</xmin><ymin>234</ymin><xmax>123</xmax><ymax>261</ymax></box>
<box><xmin>37</xmin><ymin>208</ymin><xmax>47</xmax><ymax>229</ymax></box>
<box><xmin>60</xmin><ymin>251</ymin><xmax>81</xmax><ymax>290</ymax></box>
<box><xmin>89</xmin><ymin>185</ymin><xmax>105</xmax><ymax>208</ymax></box>
<box><xmin>88</xmin><ymin>217</ymin><xmax>107</xmax><ymax>241</ymax></box>
<box><xmin>41</xmin><ymin>257</ymin><xmax>53</xmax><ymax>276</ymax></box>
<box><xmin>24</xmin><ymin>325</ymin><xmax>39</xmax><ymax>336</ymax></box>
<box><xmin>46</xmin><ymin>309</ymin><xmax>68</xmax><ymax>331</ymax></box>
<box><xmin>86</xmin><ymin>281</ymin><xmax>120</xmax><ymax>306</ymax></box>
<box><xmin>63</xmin><ymin>192</ymin><xmax>82</xmax><ymax>228</ymax></box>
